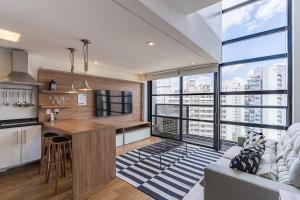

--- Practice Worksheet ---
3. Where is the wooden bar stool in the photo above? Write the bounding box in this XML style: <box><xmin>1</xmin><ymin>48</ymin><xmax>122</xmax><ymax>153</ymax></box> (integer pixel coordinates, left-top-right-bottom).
<box><xmin>39</xmin><ymin>132</ymin><xmax>59</xmax><ymax>181</ymax></box>
<box><xmin>48</xmin><ymin>136</ymin><xmax>72</xmax><ymax>194</ymax></box>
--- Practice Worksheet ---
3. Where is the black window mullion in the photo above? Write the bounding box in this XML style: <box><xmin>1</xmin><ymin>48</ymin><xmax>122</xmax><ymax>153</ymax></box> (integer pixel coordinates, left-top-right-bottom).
<box><xmin>222</xmin><ymin>0</ymin><xmax>261</xmax><ymax>14</ymax></box>
<box><xmin>220</xmin><ymin>120</ymin><xmax>288</xmax><ymax>130</ymax></box>
<box><xmin>222</xmin><ymin>26</ymin><xmax>288</xmax><ymax>46</ymax></box>
<box><xmin>179</xmin><ymin>77</ymin><xmax>183</xmax><ymax>141</ymax></box>
<box><xmin>221</xmin><ymin>105</ymin><xmax>288</xmax><ymax>109</ymax></box>
<box><xmin>220</xmin><ymin>90</ymin><xmax>288</xmax><ymax>95</ymax></box>
<box><xmin>220</xmin><ymin>53</ymin><xmax>288</xmax><ymax>67</ymax></box>
<box><xmin>287</xmin><ymin>0</ymin><xmax>293</xmax><ymax>126</ymax></box>
<box><xmin>214</xmin><ymin>72</ymin><xmax>220</xmax><ymax>151</ymax></box>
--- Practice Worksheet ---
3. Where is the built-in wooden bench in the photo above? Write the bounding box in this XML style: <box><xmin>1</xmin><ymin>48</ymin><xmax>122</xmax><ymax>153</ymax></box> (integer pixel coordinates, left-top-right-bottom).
<box><xmin>110</xmin><ymin>121</ymin><xmax>151</xmax><ymax>147</ymax></box>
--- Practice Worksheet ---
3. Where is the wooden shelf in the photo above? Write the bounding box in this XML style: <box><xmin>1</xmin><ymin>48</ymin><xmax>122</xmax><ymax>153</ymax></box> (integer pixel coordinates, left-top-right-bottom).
<box><xmin>39</xmin><ymin>105</ymin><xmax>73</xmax><ymax>109</ymax></box>
<box><xmin>39</xmin><ymin>90</ymin><xmax>74</xmax><ymax>94</ymax></box>
<box><xmin>112</xmin><ymin>121</ymin><xmax>151</xmax><ymax>134</ymax></box>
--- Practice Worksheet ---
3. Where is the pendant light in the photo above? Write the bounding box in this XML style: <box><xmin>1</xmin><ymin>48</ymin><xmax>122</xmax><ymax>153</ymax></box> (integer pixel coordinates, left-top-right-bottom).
<box><xmin>66</xmin><ymin>48</ymin><xmax>78</xmax><ymax>93</ymax></box>
<box><xmin>79</xmin><ymin>39</ymin><xmax>92</xmax><ymax>91</ymax></box>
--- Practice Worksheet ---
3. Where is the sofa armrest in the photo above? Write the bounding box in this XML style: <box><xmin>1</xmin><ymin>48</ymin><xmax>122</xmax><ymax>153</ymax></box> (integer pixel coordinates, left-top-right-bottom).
<box><xmin>204</xmin><ymin>163</ymin><xmax>300</xmax><ymax>200</ymax></box>
<box><xmin>237</xmin><ymin>137</ymin><xmax>246</xmax><ymax>146</ymax></box>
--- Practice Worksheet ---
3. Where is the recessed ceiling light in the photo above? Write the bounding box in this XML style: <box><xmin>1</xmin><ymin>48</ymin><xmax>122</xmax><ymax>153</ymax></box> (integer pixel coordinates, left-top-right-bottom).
<box><xmin>191</xmin><ymin>62</ymin><xmax>195</xmax><ymax>65</ymax></box>
<box><xmin>146</xmin><ymin>41</ymin><xmax>155</xmax><ymax>46</ymax></box>
<box><xmin>94</xmin><ymin>61</ymin><xmax>98</xmax><ymax>65</ymax></box>
<box><xmin>0</xmin><ymin>29</ymin><xmax>21</xmax><ymax>42</ymax></box>
<box><xmin>139</xmin><ymin>71</ymin><xmax>143</xmax><ymax>74</ymax></box>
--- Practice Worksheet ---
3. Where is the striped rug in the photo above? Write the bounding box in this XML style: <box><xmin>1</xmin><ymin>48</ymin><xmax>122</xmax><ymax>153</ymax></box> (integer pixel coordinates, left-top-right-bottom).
<box><xmin>116</xmin><ymin>140</ymin><xmax>223</xmax><ymax>200</ymax></box>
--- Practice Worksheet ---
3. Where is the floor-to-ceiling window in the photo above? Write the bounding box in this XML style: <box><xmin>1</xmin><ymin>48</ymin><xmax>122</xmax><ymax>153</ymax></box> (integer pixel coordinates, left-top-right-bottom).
<box><xmin>151</xmin><ymin>73</ymin><xmax>217</xmax><ymax>148</ymax></box>
<box><xmin>149</xmin><ymin>0</ymin><xmax>292</xmax><ymax>151</ymax></box>
<box><xmin>220</xmin><ymin>0</ymin><xmax>292</xmax><ymax>150</ymax></box>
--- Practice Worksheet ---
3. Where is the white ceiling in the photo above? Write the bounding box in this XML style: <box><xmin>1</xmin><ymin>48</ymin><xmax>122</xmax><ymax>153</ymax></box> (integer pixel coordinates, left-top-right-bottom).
<box><xmin>0</xmin><ymin>0</ymin><xmax>219</xmax><ymax>74</ymax></box>
<box><xmin>171</xmin><ymin>0</ymin><xmax>221</xmax><ymax>15</ymax></box>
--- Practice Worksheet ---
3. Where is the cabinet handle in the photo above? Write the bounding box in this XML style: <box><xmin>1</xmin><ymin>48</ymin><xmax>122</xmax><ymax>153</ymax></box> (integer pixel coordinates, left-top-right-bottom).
<box><xmin>25</xmin><ymin>129</ymin><xmax>27</xmax><ymax>143</ymax></box>
<box><xmin>16</xmin><ymin>131</ymin><xmax>18</xmax><ymax>144</ymax></box>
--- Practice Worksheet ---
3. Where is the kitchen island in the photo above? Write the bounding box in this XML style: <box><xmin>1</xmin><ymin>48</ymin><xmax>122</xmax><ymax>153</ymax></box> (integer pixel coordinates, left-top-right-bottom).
<box><xmin>43</xmin><ymin>119</ymin><xmax>116</xmax><ymax>200</ymax></box>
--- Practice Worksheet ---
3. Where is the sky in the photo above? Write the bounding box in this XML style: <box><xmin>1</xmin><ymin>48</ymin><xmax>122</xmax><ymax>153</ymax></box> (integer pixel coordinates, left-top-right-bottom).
<box><xmin>221</xmin><ymin>0</ymin><xmax>288</xmax><ymax>82</ymax></box>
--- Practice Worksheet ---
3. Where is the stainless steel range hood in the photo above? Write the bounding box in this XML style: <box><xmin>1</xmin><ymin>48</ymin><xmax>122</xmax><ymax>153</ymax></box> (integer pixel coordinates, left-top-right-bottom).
<box><xmin>0</xmin><ymin>49</ymin><xmax>42</xmax><ymax>86</ymax></box>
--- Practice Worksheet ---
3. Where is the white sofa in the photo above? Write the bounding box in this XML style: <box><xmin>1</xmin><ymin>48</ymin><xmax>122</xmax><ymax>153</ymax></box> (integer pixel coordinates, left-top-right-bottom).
<box><xmin>203</xmin><ymin>123</ymin><xmax>300</xmax><ymax>200</ymax></box>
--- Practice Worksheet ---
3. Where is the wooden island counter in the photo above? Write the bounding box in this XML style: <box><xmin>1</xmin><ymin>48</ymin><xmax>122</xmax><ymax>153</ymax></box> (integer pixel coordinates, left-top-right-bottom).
<box><xmin>43</xmin><ymin>119</ymin><xmax>116</xmax><ymax>200</ymax></box>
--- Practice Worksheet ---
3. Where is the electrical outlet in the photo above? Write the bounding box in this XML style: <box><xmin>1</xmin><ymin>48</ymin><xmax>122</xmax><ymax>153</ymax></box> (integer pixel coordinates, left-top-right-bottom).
<box><xmin>54</xmin><ymin>108</ymin><xmax>60</xmax><ymax>114</ymax></box>
<box><xmin>46</xmin><ymin>109</ymin><xmax>51</xmax><ymax>115</ymax></box>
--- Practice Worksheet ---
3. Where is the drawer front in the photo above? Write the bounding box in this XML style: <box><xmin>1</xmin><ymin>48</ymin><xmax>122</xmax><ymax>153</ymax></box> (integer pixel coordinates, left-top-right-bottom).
<box><xmin>124</xmin><ymin>128</ymin><xmax>150</xmax><ymax>144</ymax></box>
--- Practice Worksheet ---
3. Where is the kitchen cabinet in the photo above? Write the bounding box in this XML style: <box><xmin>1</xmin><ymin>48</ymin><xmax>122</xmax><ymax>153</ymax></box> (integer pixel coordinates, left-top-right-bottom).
<box><xmin>0</xmin><ymin>127</ymin><xmax>22</xmax><ymax>169</ymax></box>
<box><xmin>0</xmin><ymin>125</ymin><xmax>41</xmax><ymax>170</ymax></box>
<box><xmin>21</xmin><ymin>125</ymin><xmax>41</xmax><ymax>164</ymax></box>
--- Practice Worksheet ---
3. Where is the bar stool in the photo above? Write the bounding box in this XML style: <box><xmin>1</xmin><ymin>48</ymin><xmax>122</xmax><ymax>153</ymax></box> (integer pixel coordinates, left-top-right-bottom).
<box><xmin>48</xmin><ymin>136</ymin><xmax>72</xmax><ymax>194</ymax></box>
<box><xmin>39</xmin><ymin>132</ymin><xmax>59</xmax><ymax>181</ymax></box>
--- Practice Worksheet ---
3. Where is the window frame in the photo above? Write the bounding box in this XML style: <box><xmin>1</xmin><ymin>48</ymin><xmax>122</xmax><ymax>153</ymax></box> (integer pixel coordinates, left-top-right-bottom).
<box><xmin>149</xmin><ymin>73</ymin><xmax>219</xmax><ymax>149</ymax></box>
<box><xmin>219</xmin><ymin>0</ymin><xmax>293</xmax><ymax>148</ymax></box>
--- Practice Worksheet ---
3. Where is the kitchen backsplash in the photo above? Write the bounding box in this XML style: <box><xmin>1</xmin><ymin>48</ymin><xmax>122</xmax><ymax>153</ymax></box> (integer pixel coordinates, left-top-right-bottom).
<box><xmin>0</xmin><ymin>84</ymin><xmax>38</xmax><ymax>120</ymax></box>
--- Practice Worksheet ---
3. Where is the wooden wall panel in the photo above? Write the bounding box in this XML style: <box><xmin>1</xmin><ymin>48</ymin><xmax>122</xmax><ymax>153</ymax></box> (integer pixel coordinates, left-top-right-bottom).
<box><xmin>38</xmin><ymin>69</ymin><xmax>143</xmax><ymax>124</ymax></box>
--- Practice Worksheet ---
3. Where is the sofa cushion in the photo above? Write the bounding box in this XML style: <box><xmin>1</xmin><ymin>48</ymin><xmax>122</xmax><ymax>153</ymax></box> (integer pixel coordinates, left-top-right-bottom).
<box><xmin>278</xmin><ymin>170</ymin><xmax>291</xmax><ymax>185</ymax></box>
<box><xmin>256</xmin><ymin>161</ymin><xmax>277</xmax><ymax>181</ymax></box>
<box><xmin>286</xmin><ymin>136</ymin><xmax>300</xmax><ymax>169</ymax></box>
<box><xmin>289</xmin><ymin>155</ymin><xmax>300</xmax><ymax>188</ymax></box>
<box><xmin>223</xmin><ymin>146</ymin><xmax>242</xmax><ymax>160</ymax></box>
<box><xmin>243</xmin><ymin>131</ymin><xmax>265</xmax><ymax>149</ymax></box>
<box><xmin>216</xmin><ymin>158</ymin><xmax>231</xmax><ymax>167</ymax></box>
<box><xmin>256</xmin><ymin>145</ymin><xmax>277</xmax><ymax>181</ymax></box>
<box><xmin>265</xmin><ymin>140</ymin><xmax>277</xmax><ymax>152</ymax></box>
<box><xmin>229</xmin><ymin>151</ymin><xmax>261</xmax><ymax>174</ymax></box>
<box><xmin>277</xmin><ymin>157</ymin><xmax>291</xmax><ymax>185</ymax></box>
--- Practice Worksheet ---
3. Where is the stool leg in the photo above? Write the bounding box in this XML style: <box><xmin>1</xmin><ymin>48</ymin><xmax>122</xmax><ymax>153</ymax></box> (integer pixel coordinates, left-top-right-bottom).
<box><xmin>45</xmin><ymin>142</ymin><xmax>52</xmax><ymax>183</ymax></box>
<box><xmin>68</xmin><ymin>142</ymin><xmax>72</xmax><ymax>169</ymax></box>
<box><xmin>39</xmin><ymin>139</ymin><xmax>47</xmax><ymax>174</ymax></box>
<box><xmin>55</xmin><ymin>144</ymin><xmax>61</xmax><ymax>194</ymax></box>
<box><xmin>60</xmin><ymin>145</ymin><xmax>65</xmax><ymax>177</ymax></box>
<box><xmin>62</xmin><ymin>144</ymin><xmax>67</xmax><ymax>177</ymax></box>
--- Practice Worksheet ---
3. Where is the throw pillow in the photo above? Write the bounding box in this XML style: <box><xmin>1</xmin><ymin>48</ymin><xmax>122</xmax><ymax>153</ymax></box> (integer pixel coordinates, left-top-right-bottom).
<box><xmin>229</xmin><ymin>151</ymin><xmax>261</xmax><ymax>174</ymax></box>
<box><xmin>243</xmin><ymin>131</ymin><xmax>265</xmax><ymax>149</ymax></box>
<box><xmin>241</xmin><ymin>143</ymin><xmax>265</xmax><ymax>157</ymax></box>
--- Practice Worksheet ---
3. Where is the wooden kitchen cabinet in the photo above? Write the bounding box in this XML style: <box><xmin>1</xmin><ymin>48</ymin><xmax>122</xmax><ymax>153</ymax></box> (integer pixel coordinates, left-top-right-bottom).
<box><xmin>0</xmin><ymin>125</ymin><xmax>41</xmax><ymax>170</ymax></box>
<box><xmin>0</xmin><ymin>127</ymin><xmax>22</xmax><ymax>169</ymax></box>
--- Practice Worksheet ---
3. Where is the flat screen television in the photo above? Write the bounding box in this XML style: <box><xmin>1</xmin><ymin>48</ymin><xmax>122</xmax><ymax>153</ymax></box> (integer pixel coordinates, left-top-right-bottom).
<box><xmin>95</xmin><ymin>90</ymin><xmax>133</xmax><ymax>117</ymax></box>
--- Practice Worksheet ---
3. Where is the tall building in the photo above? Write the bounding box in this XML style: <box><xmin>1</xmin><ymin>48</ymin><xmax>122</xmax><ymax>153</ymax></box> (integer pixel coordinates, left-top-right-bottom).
<box><xmin>244</xmin><ymin>64</ymin><xmax>287</xmax><ymax>140</ymax></box>
<box><xmin>221</xmin><ymin>78</ymin><xmax>245</xmax><ymax>141</ymax></box>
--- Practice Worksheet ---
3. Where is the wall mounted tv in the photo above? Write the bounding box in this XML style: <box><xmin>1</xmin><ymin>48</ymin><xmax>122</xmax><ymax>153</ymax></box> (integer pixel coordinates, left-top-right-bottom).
<box><xmin>95</xmin><ymin>90</ymin><xmax>133</xmax><ymax>117</ymax></box>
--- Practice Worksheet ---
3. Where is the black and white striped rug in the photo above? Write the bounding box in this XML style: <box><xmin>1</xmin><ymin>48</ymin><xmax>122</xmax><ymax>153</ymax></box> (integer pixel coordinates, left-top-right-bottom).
<box><xmin>116</xmin><ymin>140</ymin><xmax>223</xmax><ymax>200</ymax></box>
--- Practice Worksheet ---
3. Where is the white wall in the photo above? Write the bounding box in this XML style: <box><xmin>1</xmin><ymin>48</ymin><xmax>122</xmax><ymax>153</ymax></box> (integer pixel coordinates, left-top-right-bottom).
<box><xmin>293</xmin><ymin>0</ymin><xmax>300</xmax><ymax>122</ymax></box>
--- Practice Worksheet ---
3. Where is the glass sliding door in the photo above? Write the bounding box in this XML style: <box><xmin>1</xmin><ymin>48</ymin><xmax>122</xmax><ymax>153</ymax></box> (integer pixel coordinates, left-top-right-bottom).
<box><xmin>181</xmin><ymin>73</ymin><xmax>216</xmax><ymax>147</ymax></box>
<box><xmin>151</xmin><ymin>77</ymin><xmax>181</xmax><ymax>139</ymax></box>
<box><xmin>150</xmin><ymin>73</ymin><xmax>217</xmax><ymax>148</ymax></box>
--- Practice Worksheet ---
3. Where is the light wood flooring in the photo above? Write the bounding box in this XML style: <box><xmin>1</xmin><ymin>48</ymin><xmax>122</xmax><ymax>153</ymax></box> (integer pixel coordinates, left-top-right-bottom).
<box><xmin>0</xmin><ymin>137</ymin><xmax>162</xmax><ymax>200</ymax></box>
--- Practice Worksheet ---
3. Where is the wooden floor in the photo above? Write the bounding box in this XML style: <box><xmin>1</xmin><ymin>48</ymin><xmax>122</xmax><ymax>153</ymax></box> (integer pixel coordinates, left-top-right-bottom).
<box><xmin>0</xmin><ymin>137</ymin><xmax>161</xmax><ymax>200</ymax></box>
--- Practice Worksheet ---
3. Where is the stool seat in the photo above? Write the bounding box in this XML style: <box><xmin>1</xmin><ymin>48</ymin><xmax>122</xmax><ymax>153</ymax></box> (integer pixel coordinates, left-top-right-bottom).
<box><xmin>43</xmin><ymin>132</ymin><xmax>59</xmax><ymax>138</ymax></box>
<box><xmin>52</xmin><ymin>136</ymin><xmax>71</xmax><ymax>143</ymax></box>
